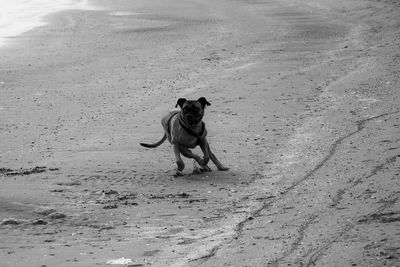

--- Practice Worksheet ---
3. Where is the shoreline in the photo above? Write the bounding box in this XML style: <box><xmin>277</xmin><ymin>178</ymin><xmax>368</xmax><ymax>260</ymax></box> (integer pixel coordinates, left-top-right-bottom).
<box><xmin>0</xmin><ymin>0</ymin><xmax>96</xmax><ymax>48</ymax></box>
<box><xmin>1</xmin><ymin>0</ymin><xmax>399</xmax><ymax>266</ymax></box>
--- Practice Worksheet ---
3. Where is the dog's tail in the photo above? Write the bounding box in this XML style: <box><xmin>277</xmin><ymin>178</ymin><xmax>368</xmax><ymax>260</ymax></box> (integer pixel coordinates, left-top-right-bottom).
<box><xmin>140</xmin><ymin>134</ymin><xmax>167</xmax><ymax>148</ymax></box>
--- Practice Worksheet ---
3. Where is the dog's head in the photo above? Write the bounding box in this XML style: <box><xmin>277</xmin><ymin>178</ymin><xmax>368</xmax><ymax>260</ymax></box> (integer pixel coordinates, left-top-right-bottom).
<box><xmin>175</xmin><ymin>97</ymin><xmax>211</xmax><ymax>125</ymax></box>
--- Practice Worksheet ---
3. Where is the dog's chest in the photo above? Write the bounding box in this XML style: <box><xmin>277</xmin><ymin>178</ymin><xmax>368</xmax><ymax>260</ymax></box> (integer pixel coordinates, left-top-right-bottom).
<box><xmin>168</xmin><ymin>114</ymin><xmax>205</xmax><ymax>148</ymax></box>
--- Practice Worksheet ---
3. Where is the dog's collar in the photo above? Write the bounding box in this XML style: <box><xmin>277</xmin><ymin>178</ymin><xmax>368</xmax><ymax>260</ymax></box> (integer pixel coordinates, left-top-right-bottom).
<box><xmin>178</xmin><ymin>113</ymin><xmax>205</xmax><ymax>140</ymax></box>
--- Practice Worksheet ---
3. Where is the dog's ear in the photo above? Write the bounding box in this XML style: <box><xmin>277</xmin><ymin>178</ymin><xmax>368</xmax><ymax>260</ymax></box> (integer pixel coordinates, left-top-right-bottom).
<box><xmin>198</xmin><ymin>97</ymin><xmax>211</xmax><ymax>108</ymax></box>
<box><xmin>175</xmin><ymin>98</ymin><xmax>187</xmax><ymax>108</ymax></box>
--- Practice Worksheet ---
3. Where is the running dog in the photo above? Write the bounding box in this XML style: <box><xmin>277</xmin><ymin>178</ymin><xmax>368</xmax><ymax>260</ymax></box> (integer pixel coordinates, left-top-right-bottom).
<box><xmin>140</xmin><ymin>97</ymin><xmax>229</xmax><ymax>175</ymax></box>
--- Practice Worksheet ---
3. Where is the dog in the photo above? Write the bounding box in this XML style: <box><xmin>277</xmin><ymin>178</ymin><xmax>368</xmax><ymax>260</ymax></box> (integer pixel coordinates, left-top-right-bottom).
<box><xmin>140</xmin><ymin>97</ymin><xmax>229</xmax><ymax>176</ymax></box>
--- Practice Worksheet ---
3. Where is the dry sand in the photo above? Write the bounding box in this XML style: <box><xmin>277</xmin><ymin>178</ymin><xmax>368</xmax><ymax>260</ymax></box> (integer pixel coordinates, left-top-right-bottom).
<box><xmin>1</xmin><ymin>0</ymin><xmax>399</xmax><ymax>266</ymax></box>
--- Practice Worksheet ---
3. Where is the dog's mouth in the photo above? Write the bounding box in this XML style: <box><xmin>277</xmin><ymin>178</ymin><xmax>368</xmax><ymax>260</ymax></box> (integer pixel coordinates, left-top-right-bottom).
<box><xmin>185</xmin><ymin>114</ymin><xmax>202</xmax><ymax>125</ymax></box>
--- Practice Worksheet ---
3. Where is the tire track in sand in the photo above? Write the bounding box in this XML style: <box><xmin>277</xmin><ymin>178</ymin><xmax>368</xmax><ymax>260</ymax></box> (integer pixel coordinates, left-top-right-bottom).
<box><xmin>190</xmin><ymin>110</ymin><xmax>400</xmax><ymax>266</ymax></box>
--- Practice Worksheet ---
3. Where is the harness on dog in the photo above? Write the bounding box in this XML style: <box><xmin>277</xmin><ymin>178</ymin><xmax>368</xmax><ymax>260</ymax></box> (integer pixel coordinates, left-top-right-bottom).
<box><xmin>167</xmin><ymin>111</ymin><xmax>206</xmax><ymax>142</ymax></box>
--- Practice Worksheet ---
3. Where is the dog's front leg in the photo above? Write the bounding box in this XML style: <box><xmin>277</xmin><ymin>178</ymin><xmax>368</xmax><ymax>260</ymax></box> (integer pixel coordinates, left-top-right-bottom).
<box><xmin>198</xmin><ymin>139</ymin><xmax>212</xmax><ymax>171</ymax></box>
<box><xmin>179</xmin><ymin>146</ymin><xmax>202</xmax><ymax>163</ymax></box>
<box><xmin>173</xmin><ymin>144</ymin><xmax>185</xmax><ymax>176</ymax></box>
<box><xmin>179</xmin><ymin>146</ymin><xmax>211</xmax><ymax>173</ymax></box>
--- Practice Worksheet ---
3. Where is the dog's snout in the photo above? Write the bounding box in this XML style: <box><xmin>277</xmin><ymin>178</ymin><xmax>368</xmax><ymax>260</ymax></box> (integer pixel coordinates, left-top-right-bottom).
<box><xmin>187</xmin><ymin>114</ymin><xmax>201</xmax><ymax>124</ymax></box>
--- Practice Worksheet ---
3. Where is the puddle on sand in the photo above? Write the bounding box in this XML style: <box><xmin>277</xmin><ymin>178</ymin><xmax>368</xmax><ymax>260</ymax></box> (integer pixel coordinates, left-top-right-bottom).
<box><xmin>0</xmin><ymin>198</ymin><xmax>37</xmax><ymax>220</ymax></box>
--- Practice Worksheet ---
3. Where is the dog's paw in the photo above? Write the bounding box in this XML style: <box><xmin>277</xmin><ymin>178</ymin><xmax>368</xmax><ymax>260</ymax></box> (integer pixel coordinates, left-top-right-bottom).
<box><xmin>192</xmin><ymin>167</ymin><xmax>203</xmax><ymax>175</ymax></box>
<box><xmin>200</xmin><ymin>165</ymin><xmax>212</xmax><ymax>172</ymax></box>
<box><xmin>218</xmin><ymin>166</ymin><xmax>229</xmax><ymax>171</ymax></box>
<box><xmin>199</xmin><ymin>158</ymin><xmax>210</xmax><ymax>167</ymax></box>
<box><xmin>176</xmin><ymin>160</ymin><xmax>185</xmax><ymax>172</ymax></box>
<box><xmin>174</xmin><ymin>170</ymin><xmax>184</xmax><ymax>177</ymax></box>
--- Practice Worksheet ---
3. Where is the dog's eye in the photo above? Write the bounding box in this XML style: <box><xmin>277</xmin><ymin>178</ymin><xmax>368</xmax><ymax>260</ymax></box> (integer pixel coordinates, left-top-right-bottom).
<box><xmin>182</xmin><ymin>107</ymin><xmax>188</xmax><ymax>112</ymax></box>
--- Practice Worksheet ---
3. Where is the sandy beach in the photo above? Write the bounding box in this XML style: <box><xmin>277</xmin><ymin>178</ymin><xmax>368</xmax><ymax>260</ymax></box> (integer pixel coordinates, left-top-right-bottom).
<box><xmin>1</xmin><ymin>0</ymin><xmax>399</xmax><ymax>266</ymax></box>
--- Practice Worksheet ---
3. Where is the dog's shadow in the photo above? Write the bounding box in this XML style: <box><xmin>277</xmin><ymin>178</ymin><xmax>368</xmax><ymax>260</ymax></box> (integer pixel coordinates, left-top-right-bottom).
<box><xmin>172</xmin><ymin>160</ymin><xmax>227</xmax><ymax>178</ymax></box>
<box><xmin>172</xmin><ymin>166</ymin><xmax>235</xmax><ymax>185</ymax></box>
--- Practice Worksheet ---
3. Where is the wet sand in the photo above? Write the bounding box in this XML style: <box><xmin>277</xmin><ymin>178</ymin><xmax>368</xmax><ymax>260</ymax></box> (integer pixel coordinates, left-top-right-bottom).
<box><xmin>0</xmin><ymin>0</ymin><xmax>399</xmax><ymax>266</ymax></box>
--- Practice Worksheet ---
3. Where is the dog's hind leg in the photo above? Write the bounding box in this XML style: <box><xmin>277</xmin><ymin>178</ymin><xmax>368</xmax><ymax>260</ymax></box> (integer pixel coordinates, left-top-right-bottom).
<box><xmin>206</xmin><ymin>144</ymin><xmax>229</xmax><ymax>171</ymax></box>
<box><xmin>210</xmin><ymin>150</ymin><xmax>229</xmax><ymax>171</ymax></box>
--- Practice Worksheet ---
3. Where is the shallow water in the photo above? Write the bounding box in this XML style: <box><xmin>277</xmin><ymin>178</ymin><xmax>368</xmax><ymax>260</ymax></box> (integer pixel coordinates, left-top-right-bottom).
<box><xmin>0</xmin><ymin>0</ymin><xmax>91</xmax><ymax>47</ymax></box>
<box><xmin>0</xmin><ymin>198</ymin><xmax>36</xmax><ymax>220</ymax></box>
